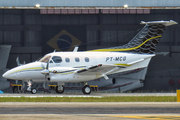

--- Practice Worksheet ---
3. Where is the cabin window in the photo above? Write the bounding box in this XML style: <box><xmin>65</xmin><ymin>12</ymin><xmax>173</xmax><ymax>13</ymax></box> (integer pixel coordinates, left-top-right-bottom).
<box><xmin>65</xmin><ymin>58</ymin><xmax>70</xmax><ymax>63</ymax></box>
<box><xmin>52</xmin><ymin>56</ymin><xmax>62</xmax><ymax>63</ymax></box>
<box><xmin>39</xmin><ymin>55</ymin><xmax>51</xmax><ymax>63</ymax></box>
<box><xmin>75</xmin><ymin>57</ymin><xmax>80</xmax><ymax>62</ymax></box>
<box><xmin>85</xmin><ymin>57</ymin><xmax>89</xmax><ymax>62</ymax></box>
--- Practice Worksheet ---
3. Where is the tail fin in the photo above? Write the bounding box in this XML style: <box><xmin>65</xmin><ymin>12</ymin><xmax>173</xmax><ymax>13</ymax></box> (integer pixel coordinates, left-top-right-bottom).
<box><xmin>90</xmin><ymin>20</ymin><xmax>178</xmax><ymax>54</ymax></box>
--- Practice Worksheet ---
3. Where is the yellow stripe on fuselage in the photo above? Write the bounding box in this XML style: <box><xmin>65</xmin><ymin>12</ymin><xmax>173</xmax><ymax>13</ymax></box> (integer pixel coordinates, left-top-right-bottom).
<box><xmin>114</xmin><ymin>64</ymin><xmax>131</xmax><ymax>66</ymax></box>
<box><xmin>89</xmin><ymin>35</ymin><xmax>162</xmax><ymax>52</ymax></box>
<box><xmin>55</xmin><ymin>72</ymin><xmax>74</xmax><ymax>75</ymax></box>
<box><xmin>8</xmin><ymin>67</ymin><xmax>43</xmax><ymax>75</ymax></box>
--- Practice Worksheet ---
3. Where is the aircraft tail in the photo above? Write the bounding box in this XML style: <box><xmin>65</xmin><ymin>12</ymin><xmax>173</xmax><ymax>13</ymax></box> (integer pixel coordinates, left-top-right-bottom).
<box><xmin>90</xmin><ymin>20</ymin><xmax>178</xmax><ymax>54</ymax></box>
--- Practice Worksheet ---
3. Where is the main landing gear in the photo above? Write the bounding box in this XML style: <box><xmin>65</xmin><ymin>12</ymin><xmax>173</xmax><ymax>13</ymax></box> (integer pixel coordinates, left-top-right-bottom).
<box><xmin>56</xmin><ymin>85</ymin><xmax>64</xmax><ymax>94</ymax></box>
<box><xmin>82</xmin><ymin>82</ymin><xmax>92</xmax><ymax>95</ymax></box>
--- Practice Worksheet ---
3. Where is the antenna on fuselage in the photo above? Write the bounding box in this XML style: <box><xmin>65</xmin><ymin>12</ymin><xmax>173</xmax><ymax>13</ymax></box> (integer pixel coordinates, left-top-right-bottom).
<box><xmin>16</xmin><ymin>57</ymin><xmax>20</xmax><ymax>66</ymax></box>
<box><xmin>53</xmin><ymin>50</ymin><xmax>56</xmax><ymax>52</ymax></box>
<box><xmin>73</xmin><ymin>46</ymin><xmax>79</xmax><ymax>52</ymax></box>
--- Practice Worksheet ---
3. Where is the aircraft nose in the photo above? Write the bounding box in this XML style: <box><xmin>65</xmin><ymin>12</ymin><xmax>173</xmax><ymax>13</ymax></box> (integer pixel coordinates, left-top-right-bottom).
<box><xmin>2</xmin><ymin>72</ymin><xmax>8</xmax><ymax>78</ymax></box>
<box><xmin>2</xmin><ymin>70</ymin><xmax>13</xmax><ymax>79</ymax></box>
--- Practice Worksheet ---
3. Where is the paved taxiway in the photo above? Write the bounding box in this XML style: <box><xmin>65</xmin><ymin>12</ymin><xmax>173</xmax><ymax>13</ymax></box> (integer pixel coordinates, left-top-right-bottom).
<box><xmin>0</xmin><ymin>93</ymin><xmax>177</xmax><ymax>97</ymax></box>
<box><xmin>0</xmin><ymin>93</ymin><xmax>179</xmax><ymax>120</ymax></box>
<box><xmin>0</xmin><ymin>102</ymin><xmax>180</xmax><ymax>114</ymax></box>
<box><xmin>0</xmin><ymin>102</ymin><xmax>180</xmax><ymax>120</ymax></box>
<box><xmin>0</xmin><ymin>114</ymin><xmax>180</xmax><ymax>120</ymax></box>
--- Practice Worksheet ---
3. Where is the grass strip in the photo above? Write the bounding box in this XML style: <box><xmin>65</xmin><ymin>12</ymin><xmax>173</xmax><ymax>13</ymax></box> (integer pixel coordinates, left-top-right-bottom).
<box><xmin>0</xmin><ymin>96</ymin><xmax>177</xmax><ymax>102</ymax></box>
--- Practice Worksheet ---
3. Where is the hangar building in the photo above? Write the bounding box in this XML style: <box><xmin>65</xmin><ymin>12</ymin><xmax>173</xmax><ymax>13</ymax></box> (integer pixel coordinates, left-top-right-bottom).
<box><xmin>0</xmin><ymin>0</ymin><xmax>180</xmax><ymax>91</ymax></box>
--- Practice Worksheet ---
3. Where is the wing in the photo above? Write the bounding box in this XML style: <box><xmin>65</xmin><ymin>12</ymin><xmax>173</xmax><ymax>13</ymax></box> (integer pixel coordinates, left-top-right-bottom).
<box><xmin>75</xmin><ymin>64</ymin><xmax>126</xmax><ymax>80</ymax></box>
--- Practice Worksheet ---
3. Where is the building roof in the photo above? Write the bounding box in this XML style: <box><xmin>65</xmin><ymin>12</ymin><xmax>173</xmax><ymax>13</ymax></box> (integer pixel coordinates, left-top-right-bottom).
<box><xmin>0</xmin><ymin>0</ymin><xmax>180</xmax><ymax>9</ymax></box>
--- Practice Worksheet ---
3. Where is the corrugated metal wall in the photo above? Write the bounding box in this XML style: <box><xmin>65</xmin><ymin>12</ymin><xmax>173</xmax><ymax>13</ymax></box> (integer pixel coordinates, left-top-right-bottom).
<box><xmin>0</xmin><ymin>9</ymin><xmax>179</xmax><ymax>56</ymax></box>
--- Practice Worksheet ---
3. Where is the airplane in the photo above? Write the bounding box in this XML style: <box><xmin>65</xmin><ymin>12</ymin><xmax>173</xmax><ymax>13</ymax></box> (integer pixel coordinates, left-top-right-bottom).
<box><xmin>2</xmin><ymin>20</ymin><xmax>178</xmax><ymax>94</ymax></box>
<box><xmin>0</xmin><ymin>45</ymin><xmax>11</xmax><ymax>91</ymax></box>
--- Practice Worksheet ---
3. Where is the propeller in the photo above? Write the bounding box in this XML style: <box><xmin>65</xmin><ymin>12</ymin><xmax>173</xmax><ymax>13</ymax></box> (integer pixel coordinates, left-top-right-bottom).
<box><xmin>41</xmin><ymin>61</ymin><xmax>50</xmax><ymax>80</ymax></box>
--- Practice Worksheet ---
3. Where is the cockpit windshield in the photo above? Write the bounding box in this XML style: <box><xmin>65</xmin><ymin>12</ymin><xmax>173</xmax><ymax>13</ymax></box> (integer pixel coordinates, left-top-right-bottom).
<box><xmin>39</xmin><ymin>55</ymin><xmax>51</xmax><ymax>63</ymax></box>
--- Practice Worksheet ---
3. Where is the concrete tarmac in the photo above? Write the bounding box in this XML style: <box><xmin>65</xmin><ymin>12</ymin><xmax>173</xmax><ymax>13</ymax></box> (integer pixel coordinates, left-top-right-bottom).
<box><xmin>0</xmin><ymin>93</ymin><xmax>179</xmax><ymax>119</ymax></box>
<box><xmin>0</xmin><ymin>93</ymin><xmax>177</xmax><ymax>97</ymax></box>
<box><xmin>0</xmin><ymin>102</ymin><xmax>180</xmax><ymax>120</ymax></box>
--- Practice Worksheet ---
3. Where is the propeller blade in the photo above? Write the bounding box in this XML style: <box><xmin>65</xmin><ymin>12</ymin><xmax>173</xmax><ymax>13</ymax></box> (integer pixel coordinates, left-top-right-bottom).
<box><xmin>46</xmin><ymin>61</ymin><xmax>49</xmax><ymax>70</ymax></box>
<box><xmin>41</xmin><ymin>61</ymin><xmax>50</xmax><ymax>75</ymax></box>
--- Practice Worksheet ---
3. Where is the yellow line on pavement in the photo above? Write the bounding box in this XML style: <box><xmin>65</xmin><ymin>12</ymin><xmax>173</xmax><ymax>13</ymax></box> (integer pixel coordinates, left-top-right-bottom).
<box><xmin>109</xmin><ymin>115</ymin><xmax>180</xmax><ymax>120</ymax></box>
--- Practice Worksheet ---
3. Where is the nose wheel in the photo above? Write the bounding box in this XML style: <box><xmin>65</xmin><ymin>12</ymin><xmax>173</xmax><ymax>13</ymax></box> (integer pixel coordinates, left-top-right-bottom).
<box><xmin>31</xmin><ymin>88</ymin><xmax>37</xmax><ymax>94</ymax></box>
<box><xmin>82</xmin><ymin>85</ymin><xmax>91</xmax><ymax>95</ymax></box>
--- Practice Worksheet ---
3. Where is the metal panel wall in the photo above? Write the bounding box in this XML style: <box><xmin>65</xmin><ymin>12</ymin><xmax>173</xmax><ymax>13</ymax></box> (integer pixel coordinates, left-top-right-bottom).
<box><xmin>25</xmin><ymin>31</ymin><xmax>41</xmax><ymax>46</ymax></box>
<box><xmin>0</xmin><ymin>31</ymin><xmax>3</xmax><ymax>43</ymax></box>
<box><xmin>0</xmin><ymin>15</ymin><xmax>3</xmax><ymax>25</ymax></box>
<box><xmin>4</xmin><ymin>31</ymin><xmax>21</xmax><ymax>46</ymax></box>
<box><xmin>4</xmin><ymin>15</ymin><xmax>21</xmax><ymax>25</ymax></box>
<box><xmin>86</xmin><ymin>31</ymin><xmax>98</xmax><ymax>46</ymax></box>
<box><xmin>102</xmin><ymin>15</ymin><xmax>117</xmax><ymax>24</ymax></box>
<box><xmin>101</xmin><ymin>31</ymin><xmax>117</xmax><ymax>46</ymax></box>
<box><xmin>26</xmin><ymin>15</ymin><xmax>41</xmax><ymax>25</ymax></box>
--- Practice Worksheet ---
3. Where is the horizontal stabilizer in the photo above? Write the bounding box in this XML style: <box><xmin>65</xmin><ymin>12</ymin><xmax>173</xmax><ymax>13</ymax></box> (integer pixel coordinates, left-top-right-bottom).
<box><xmin>140</xmin><ymin>20</ymin><xmax>178</xmax><ymax>26</ymax></box>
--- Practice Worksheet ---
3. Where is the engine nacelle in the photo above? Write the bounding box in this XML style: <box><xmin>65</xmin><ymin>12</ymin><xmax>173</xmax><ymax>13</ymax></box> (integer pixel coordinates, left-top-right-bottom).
<box><xmin>49</xmin><ymin>72</ymin><xmax>97</xmax><ymax>83</ymax></box>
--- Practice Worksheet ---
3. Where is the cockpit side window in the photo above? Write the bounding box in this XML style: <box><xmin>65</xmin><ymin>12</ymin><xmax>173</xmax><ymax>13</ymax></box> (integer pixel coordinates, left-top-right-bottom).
<box><xmin>52</xmin><ymin>56</ymin><xmax>62</xmax><ymax>63</ymax></box>
<box><xmin>39</xmin><ymin>55</ymin><xmax>51</xmax><ymax>63</ymax></box>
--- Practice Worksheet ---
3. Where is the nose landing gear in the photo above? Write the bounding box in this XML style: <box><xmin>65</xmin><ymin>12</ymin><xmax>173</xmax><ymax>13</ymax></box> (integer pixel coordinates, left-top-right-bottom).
<box><xmin>27</xmin><ymin>80</ymin><xmax>37</xmax><ymax>94</ymax></box>
<box><xmin>31</xmin><ymin>88</ymin><xmax>37</xmax><ymax>94</ymax></box>
<box><xmin>27</xmin><ymin>80</ymin><xmax>32</xmax><ymax>91</ymax></box>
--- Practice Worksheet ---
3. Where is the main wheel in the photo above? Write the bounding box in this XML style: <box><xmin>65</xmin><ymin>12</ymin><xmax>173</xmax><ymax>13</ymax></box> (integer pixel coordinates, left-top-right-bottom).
<box><xmin>13</xmin><ymin>86</ymin><xmax>18</xmax><ymax>93</ymax></box>
<box><xmin>82</xmin><ymin>85</ymin><xmax>91</xmax><ymax>95</ymax></box>
<box><xmin>31</xmin><ymin>88</ymin><xmax>37</xmax><ymax>94</ymax></box>
<box><xmin>56</xmin><ymin>86</ymin><xmax>64</xmax><ymax>94</ymax></box>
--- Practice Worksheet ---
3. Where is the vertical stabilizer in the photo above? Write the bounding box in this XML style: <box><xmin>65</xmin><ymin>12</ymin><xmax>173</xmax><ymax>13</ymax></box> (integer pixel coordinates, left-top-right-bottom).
<box><xmin>90</xmin><ymin>20</ymin><xmax>178</xmax><ymax>54</ymax></box>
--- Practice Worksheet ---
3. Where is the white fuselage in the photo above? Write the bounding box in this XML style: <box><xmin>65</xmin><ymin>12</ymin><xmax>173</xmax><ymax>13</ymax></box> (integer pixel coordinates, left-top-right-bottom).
<box><xmin>3</xmin><ymin>52</ymin><xmax>154</xmax><ymax>83</ymax></box>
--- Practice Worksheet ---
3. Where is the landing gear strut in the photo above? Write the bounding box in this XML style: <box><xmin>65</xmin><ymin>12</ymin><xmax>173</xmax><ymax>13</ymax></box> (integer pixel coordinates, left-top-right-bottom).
<box><xmin>56</xmin><ymin>85</ymin><xmax>64</xmax><ymax>94</ymax></box>
<box><xmin>82</xmin><ymin>85</ymin><xmax>91</xmax><ymax>95</ymax></box>
<box><xmin>27</xmin><ymin>80</ymin><xmax>37</xmax><ymax>94</ymax></box>
<box><xmin>27</xmin><ymin>80</ymin><xmax>32</xmax><ymax>91</ymax></box>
